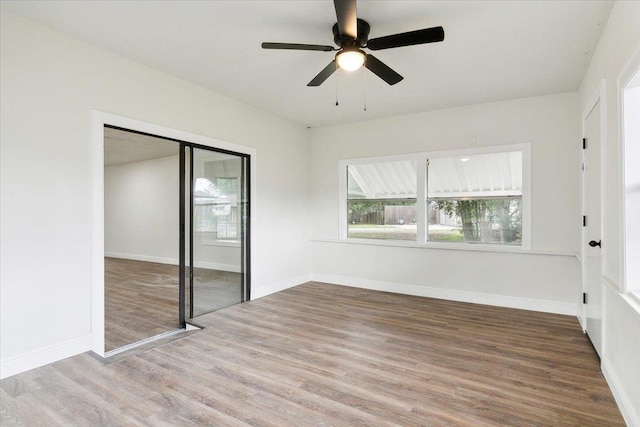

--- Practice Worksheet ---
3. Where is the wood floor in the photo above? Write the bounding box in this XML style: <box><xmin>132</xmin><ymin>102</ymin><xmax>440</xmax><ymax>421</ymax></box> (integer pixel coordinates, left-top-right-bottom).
<box><xmin>1</xmin><ymin>283</ymin><xmax>624</xmax><ymax>426</ymax></box>
<box><xmin>105</xmin><ymin>258</ymin><xmax>241</xmax><ymax>351</ymax></box>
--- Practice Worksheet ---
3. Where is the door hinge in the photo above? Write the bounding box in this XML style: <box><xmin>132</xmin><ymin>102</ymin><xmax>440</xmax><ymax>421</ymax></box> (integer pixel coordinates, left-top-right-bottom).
<box><xmin>583</xmin><ymin>292</ymin><xmax>588</xmax><ymax>304</ymax></box>
<box><xmin>583</xmin><ymin>216</ymin><xmax>587</xmax><ymax>227</ymax></box>
<box><xmin>583</xmin><ymin>138</ymin><xmax>587</xmax><ymax>149</ymax></box>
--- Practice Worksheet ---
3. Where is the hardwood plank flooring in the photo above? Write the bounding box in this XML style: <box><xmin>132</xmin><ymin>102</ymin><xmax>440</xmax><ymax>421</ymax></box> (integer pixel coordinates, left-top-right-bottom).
<box><xmin>1</xmin><ymin>283</ymin><xmax>624</xmax><ymax>426</ymax></box>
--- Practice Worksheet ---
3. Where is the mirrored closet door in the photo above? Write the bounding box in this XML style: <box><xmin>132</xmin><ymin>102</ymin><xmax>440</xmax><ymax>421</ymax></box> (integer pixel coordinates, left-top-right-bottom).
<box><xmin>104</xmin><ymin>126</ymin><xmax>250</xmax><ymax>355</ymax></box>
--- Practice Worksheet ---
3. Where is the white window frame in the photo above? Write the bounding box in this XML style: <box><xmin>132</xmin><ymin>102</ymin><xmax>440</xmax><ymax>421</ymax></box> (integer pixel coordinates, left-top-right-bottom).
<box><xmin>339</xmin><ymin>143</ymin><xmax>531</xmax><ymax>251</ymax></box>
<box><xmin>618</xmin><ymin>47</ymin><xmax>640</xmax><ymax>302</ymax></box>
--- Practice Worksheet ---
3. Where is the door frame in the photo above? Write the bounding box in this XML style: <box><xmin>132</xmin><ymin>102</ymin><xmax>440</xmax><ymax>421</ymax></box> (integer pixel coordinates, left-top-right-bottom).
<box><xmin>580</xmin><ymin>80</ymin><xmax>606</xmax><ymax>336</ymax></box>
<box><xmin>90</xmin><ymin>111</ymin><xmax>256</xmax><ymax>357</ymax></box>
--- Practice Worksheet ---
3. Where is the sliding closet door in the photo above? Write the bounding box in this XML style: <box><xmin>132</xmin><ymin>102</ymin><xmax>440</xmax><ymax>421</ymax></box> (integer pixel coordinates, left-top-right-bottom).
<box><xmin>102</xmin><ymin>126</ymin><xmax>250</xmax><ymax>353</ymax></box>
<box><xmin>190</xmin><ymin>148</ymin><xmax>247</xmax><ymax>317</ymax></box>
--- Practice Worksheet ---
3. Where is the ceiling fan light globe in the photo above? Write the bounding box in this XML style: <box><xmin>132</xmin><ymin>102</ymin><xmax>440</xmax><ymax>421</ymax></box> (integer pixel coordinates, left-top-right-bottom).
<box><xmin>337</xmin><ymin>50</ymin><xmax>365</xmax><ymax>71</ymax></box>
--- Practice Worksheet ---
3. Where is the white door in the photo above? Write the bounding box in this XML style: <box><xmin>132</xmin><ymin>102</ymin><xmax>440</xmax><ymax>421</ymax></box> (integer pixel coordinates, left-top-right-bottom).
<box><xmin>582</xmin><ymin>99</ymin><xmax>602</xmax><ymax>357</ymax></box>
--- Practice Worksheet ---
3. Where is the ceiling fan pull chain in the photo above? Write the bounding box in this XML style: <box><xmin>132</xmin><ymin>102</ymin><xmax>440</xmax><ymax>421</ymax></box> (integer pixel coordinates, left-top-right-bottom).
<box><xmin>335</xmin><ymin>62</ymin><xmax>339</xmax><ymax>106</ymax></box>
<box><xmin>363</xmin><ymin>66</ymin><xmax>367</xmax><ymax>112</ymax></box>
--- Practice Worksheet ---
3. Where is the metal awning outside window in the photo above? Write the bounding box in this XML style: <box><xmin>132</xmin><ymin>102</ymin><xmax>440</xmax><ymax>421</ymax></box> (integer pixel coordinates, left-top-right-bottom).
<box><xmin>347</xmin><ymin>151</ymin><xmax>522</xmax><ymax>200</ymax></box>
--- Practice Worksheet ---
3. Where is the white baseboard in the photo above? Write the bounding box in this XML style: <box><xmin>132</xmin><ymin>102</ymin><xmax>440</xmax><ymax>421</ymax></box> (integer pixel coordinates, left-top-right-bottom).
<box><xmin>251</xmin><ymin>274</ymin><xmax>312</xmax><ymax>300</ymax></box>
<box><xmin>602</xmin><ymin>357</ymin><xmax>640</xmax><ymax>427</ymax></box>
<box><xmin>311</xmin><ymin>273</ymin><xmax>577</xmax><ymax>316</ymax></box>
<box><xmin>0</xmin><ymin>334</ymin><xmax>92</xmax><ymax>379</ymax></box>
<box><xmin>105</xmin><ymin>251</ymin><xmax>241</xmax><ymax>273</ymax></box>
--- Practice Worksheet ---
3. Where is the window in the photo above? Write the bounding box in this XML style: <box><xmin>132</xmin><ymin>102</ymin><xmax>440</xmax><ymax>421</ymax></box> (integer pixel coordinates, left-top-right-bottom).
<box><xmin>340</xmin><ymin>144</ymin><xmax>530</xmax><ymax>249</ymax></box>
<box><xmin>427</xmin><ymin>152</ymin><xmax>523</xmax><ymax>245</ymax></box>
<box><xmin>620</xmin><ymin>51</ymin><xmax>640</xmax><ymax>298</ymax></box>
<box><xmin>347</xmin><ymin>160</ymin><xmax>417</xmax><ymax>240</ymax></box>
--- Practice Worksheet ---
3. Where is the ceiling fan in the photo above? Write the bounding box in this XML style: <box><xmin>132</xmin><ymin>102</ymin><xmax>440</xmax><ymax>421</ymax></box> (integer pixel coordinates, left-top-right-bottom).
<box><xmin>261</xmin><ymin>0</ymin><xmax>445</xmax><ymax>87</ymax></box>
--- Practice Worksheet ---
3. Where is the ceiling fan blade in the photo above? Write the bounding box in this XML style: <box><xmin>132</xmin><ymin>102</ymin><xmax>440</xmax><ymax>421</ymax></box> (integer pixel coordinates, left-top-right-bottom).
<box><xmin>334</xmin><ymin>0</ymin><xmax>358</xmax><ymax>39</ymax></box>
<box><xmin>307</xmin><ymin>60</ymin><xmax>337</xmax><ymax>87</ymax></box>
<box><xmin>367</xmin><ymin>26</ymin><xmax>445</xmax><ymax>51</ymax></box>
<box><xmin>365</xmin><ymin>54</ymin><xmax>403</xmax><ymax>85</ymax></box>
<box><xmin>262</xmin><ymin>42</ymin><xmax>335</xmax><ymax>52</ymax></box>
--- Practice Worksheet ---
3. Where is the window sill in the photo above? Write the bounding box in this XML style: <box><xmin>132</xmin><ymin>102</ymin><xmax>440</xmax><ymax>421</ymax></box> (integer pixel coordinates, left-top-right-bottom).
<box><xmin>627</xmin><ymin>291</ymin><xmax>640</xmax><ymax>313</ymax></box>
<box><xmin>310</xmin><ymin>237</ymin><xmax>577</xmax><ymax>257</ymax></box>
<box><xmin>603</xmin><ymin>277</ymin><xmax>640</xmax><ymax>320</ymax></box>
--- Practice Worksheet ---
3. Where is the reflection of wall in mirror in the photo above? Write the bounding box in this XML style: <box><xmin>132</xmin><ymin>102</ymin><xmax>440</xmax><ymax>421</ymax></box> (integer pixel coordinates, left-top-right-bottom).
<box><xmin>105</xmin><ymin>154</ymin><xmax>241</xmax><ymax>273</ymax></box>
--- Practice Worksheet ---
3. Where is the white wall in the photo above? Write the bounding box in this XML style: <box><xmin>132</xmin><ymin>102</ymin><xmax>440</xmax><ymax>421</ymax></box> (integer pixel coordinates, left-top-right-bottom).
<box><xmin>309</xmin><ymin>92</ymin><xmax>581</xmax><ymax>314</ymax></box>
<box><xmin>0</xmin><ymin>12</ymin><xmax>310</xmax><ymax>377</ymax></box>
<box><xmin>578</xmin><ymin>1</ymin><xmax>640</xmax><ymax>425</ymax></box>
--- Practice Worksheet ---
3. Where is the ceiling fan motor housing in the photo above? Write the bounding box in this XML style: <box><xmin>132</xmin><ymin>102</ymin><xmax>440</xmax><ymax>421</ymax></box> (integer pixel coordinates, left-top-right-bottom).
<box><xmin>333</xmin><ymin>18</ymin><xmax>370</xmax><ymax>48</ymax></box>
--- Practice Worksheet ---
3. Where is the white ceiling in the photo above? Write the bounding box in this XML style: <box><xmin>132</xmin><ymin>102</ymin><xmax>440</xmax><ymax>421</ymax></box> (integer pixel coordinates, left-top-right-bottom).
<box><xmin>2</xmin><ymin>1</ymin><xmax>613</xmax><ymax>127</ymax></box>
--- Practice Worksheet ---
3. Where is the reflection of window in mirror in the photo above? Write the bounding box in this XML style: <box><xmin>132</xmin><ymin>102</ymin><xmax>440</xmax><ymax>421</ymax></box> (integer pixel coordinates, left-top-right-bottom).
<box><xmin>195</xmin><ymin>158</ymin><xmax>241</xmax><ymax>245</ymax></box>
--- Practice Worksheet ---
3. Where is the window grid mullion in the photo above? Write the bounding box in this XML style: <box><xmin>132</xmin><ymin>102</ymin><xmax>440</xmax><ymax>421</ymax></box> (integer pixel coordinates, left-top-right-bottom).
<box><xmin>417</xmin><ymin>159</ymin><xmax>427</xmax><ymax>244</ymax></box>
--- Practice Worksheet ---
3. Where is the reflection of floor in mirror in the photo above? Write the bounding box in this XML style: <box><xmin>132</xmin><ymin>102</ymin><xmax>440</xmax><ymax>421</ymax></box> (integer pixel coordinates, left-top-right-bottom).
<box><xmin>105</xmin><ymin>258</ymin><xmax>180</xmax><ymax>352</ymax></box>
<box><xmin>191</xmin><ymin>267</ymin><xmax>242</xmax><ymax>317</ymax></box>
<box><xmin>105</xmin><ymin>258</ymin><xmax>241</xmax><ymax>352</ymax></box>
